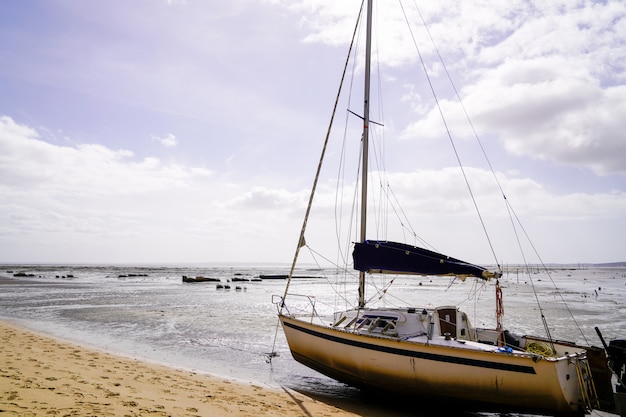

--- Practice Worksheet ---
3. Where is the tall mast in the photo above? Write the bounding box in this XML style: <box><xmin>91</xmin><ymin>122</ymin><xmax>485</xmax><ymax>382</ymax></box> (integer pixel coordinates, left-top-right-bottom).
<box><xmin>358</xmin><ymin>0</ymin><xmax>373</xmax><ymax>308</ymax></box>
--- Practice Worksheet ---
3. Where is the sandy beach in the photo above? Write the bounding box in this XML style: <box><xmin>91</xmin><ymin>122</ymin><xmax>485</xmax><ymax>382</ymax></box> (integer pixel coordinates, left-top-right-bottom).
<box><xmin>0</xmin><ymin>320</ymin><xmax>386</xmax><ymax>417</ymax></box>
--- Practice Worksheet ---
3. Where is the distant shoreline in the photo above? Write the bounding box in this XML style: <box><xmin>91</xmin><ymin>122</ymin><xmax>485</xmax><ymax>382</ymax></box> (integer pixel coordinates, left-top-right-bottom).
<box><xmin>498</xmin><ymin>262</ymin><xmax>626</xmax><ymax>270</ymax></box>
<box><xmin>2</xmin><ymin>261</ymin><xmax>625</xmax><ymax>268</ymax></box>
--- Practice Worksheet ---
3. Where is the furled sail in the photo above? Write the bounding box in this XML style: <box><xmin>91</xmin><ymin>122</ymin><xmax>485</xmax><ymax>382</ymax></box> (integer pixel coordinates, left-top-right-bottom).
<box><xmin>353</xmin><ymin>240</ymin><xmax>500</xmax><ymax>280</ymax></box>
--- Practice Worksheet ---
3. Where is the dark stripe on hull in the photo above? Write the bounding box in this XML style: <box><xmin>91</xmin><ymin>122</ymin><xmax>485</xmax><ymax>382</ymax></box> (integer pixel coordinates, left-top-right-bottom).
<box><xmin>283</xmin><ymin>319</ymin><xmax>536</xmax><ymax>374</ymax></box>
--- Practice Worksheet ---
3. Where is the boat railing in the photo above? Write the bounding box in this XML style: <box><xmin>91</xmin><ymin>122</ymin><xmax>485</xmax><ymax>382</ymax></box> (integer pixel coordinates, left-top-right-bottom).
<box><xmin>272</xmin><ymin>294</ymin><xmax>326</xmax><ymax>324</ymax></box>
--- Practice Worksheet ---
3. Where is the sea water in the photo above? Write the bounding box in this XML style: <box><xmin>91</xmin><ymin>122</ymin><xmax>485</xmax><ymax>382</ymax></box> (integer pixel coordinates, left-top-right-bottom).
<box><xmin>0</xmin><ymin>264</ymin><xmax>624</xmax><ymax>416</ymax></box>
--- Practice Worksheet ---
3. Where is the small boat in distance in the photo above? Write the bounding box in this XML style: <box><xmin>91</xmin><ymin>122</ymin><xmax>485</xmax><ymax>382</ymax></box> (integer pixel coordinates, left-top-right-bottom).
<box><xmin>258</xmin><ymin>274</ymin><xmax>320</xmax><ymax>280</ymax></box>
<box><xmin>182</xmin><ymin>276</ymin><xmax>220</xmax><ymax>283</ymax></box>
<box><xmin>274</xmin><ymin>1</ymin><xmax>624</xmax><ymax>416</ymax></box>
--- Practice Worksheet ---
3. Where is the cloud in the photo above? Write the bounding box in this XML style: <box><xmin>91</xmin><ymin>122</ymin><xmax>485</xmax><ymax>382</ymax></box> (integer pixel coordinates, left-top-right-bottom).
<box><xmin>1</xmin><ymin>115</ymin><xmax>624</xmax><ymax>263</ymax></box>
<box><xmin>456</xmin><ymin>0</ymin><xmax>626</xmax><ymax>176</ymax></box>
<box><xmin>386</xmin><ymin>0</ymin><xmax>626</xmax><ymax>176</ymax></box>
<box><xmin>474</xmin><ymin>59</ymin><xmax>626</xmax><ymax>174</ymax></box>
<box><xmin>225</xmin><ymin>186</ymin><xmax>305</xmax><ymax>211</ymax></box>
<box><xmin>0</xmin><ymin>116</ymin><xmax>304</xmax><ymax>263</ymax></box>
<box><xmin>152</xmin><ymin>133</ymin><xmax>179</xmax><ymax>148</ymax></box>
<box><xmin>369</xmin><ymin>168</ymin><xmax>625</xmax><ymax>222</ymax></box>
<box><xmin>401</xmin><ymin>57</ymin><xmax>626</xmax><ymax>175</ymax></box>
<box><xmin>0</xmin><ymin>116</ymin><xmax>211</xmax><ymax>233</ymax></box>
<box><xmin>0</xmin><ymin>118</ymin><xmax>210</xmax><ymax>198</ymax></box>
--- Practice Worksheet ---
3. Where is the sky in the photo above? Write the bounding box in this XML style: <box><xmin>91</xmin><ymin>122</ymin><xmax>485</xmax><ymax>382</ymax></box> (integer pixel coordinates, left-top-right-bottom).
<box><xmin>0</xmin><ymin>0</ymin><xmax>625</xmax><ymax>266</ymax></box>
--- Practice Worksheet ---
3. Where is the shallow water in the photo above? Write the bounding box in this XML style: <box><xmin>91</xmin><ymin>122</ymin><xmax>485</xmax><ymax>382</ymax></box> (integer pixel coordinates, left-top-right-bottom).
<box><xmin>0</xmin><ymin>264</ymin><xmax>624</xmax><ymax>416</ymax></box>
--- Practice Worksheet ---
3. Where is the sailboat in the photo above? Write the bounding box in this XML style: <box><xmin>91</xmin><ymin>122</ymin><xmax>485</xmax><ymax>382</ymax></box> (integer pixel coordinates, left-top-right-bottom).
<box><xmin>275</xmin><ymin>1</ymin><xmax>624</xmax><ymax>416</ymax></box>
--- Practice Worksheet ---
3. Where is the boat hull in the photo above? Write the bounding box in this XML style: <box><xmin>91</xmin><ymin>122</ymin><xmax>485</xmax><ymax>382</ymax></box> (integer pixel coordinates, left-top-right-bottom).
<box><xmin>280</xmin><ymin>315</ymin><xmax>586</xmax><ymax>415</ymax></box>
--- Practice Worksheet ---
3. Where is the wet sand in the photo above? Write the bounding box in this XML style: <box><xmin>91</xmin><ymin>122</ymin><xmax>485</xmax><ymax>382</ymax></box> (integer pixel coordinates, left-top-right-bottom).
<box><xmin>0</xmin><ymin>320</ymin><xmax>384</xmax><ymax>417</ymax></box>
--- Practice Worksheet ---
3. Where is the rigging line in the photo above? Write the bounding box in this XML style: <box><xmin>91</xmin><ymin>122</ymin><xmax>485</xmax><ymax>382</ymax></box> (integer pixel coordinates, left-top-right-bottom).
<box><xmin>292</xmin><ymin>249</ymin><xmax>347</xmax><ymax>315</ymax></box>
<box><xmin>378</xmin><ymin>287</ymin><xmax>423</xmax><ymax>308</ymax></box>
<box><xmin>409</xmin><ymin>1</ymin><xmax>581</xmax><ymax>342</ymax></box>
<box><xmin>334</xmin><ymin>119</ymin><xmax>348</xmax><ymax>269</ymax></box>
<box><xmin>279</xmin><ymin>0</ymin><xmax>365</xmax><ymax>312</ymax></box>
<box><xmin>503</xmin><ymin>198</ymin><xmax>557</xmax><ymax>345</ymax></box>
<box><xmin>334</xmin><ymin>121</ymin><xmax>362</xmax><ymax>279</ymax></box>
<box><xmin>366</xmin><ymin>274</ymin><xmax>396</xmax><ymax>303</ymax></box>
<box><xmin>380</xmin><ymin>181</ymin><xmax>412</xmax><ymax>244</ymax></box>
<box><xmin>337</xmin><ymin>103</ymin><xmax>363</xmax><ymax>273</ymax></box>
<box><xmin>364</xmin><ymin>272</ymin><xmax>397</xmax><ymax>305</ymax></box>
<box><xmin>306</xmin><ymin>245</ymin><xmax>359</xmax><ymax>309</ymax></box>
<box><xmin>335</xmin><ymin>6</ymin><xmax>367</xmax><ymax>273</ymax></box>
<box><xmin>355</xmin><ymin>92</ymin><xmax>386</xmax><ymax>242</ymax></box>
<box><xmin>369</xmin><ymin>124</ymin><xmax>392</xmax><ymax>241</ymax></box>
<box><xmin>372</xmin><ymin>1</ymin><xmax>389</xmax><ymax>241</ymax></box>
<box><xmin>403</xmin><ymin>0</ymin><xmax>501</xmax><ymax>270</ymax></box>
<box><xmin>386</xmin><ymin>182</ymin><xmax>436</xmax><ymax>251</ymax></box>
<box><xmin>506</xmin><ymin>199</ymin><xmax>590</xmax><ymax>345</ymax></box>
<box><xmin>457</xmin><ymin>274</ymin><xmax>489</xmax><ymax>302</ymax></box>
<box><xmin>412</xmin><ymin>0</ymin><xmax>507</xmax><ymax>214</ymax></box>
<box><xmin>308</xmin><ymin>204</ymin><xmax>356</xmax><ymax>310</ymax></box>
<box><xmin>502</xmin><ymin>197</ymin><xmax>552</xmax><ymax>338</ymax></box>
<box><xmin>370</xmin><ymin>132</ymin><xmax>387</xmax><ymax>239</ymax></box>
<box><xmin>333</xmin><ymin>125</ymin><xmax>352</xmax><ymax>310</ymax></box>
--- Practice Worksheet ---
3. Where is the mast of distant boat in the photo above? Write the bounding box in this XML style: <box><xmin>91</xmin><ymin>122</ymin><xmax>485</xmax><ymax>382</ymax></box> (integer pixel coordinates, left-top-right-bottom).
<box><xmin>358</xmin><ymin>0</ymin><xmax>373</xmax><ymax>308</ymax></box>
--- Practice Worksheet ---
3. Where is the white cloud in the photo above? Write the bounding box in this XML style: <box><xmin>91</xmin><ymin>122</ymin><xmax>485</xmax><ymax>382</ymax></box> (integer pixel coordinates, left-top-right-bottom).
<box><xmin>0</xmin><ymin>120</ymin><xmax>204</xmax><ymax>199</ymax></box>
<box><xmin>369</xmin><ymin>168</ymin><xmax>626</xmax><ymax>222</ymax></box>
<box><xmin>1</xmin><ymin>116</ymin><xmax>624</xmax><ymax>263</ymax></box>
<box><xmin>0</xmin><ymin>116</ymin><xmax>210</xmax><ymax>233</ymax></box>
<box><xmin>384</xmin><ymin>1</ymin><xmax>626</xmax><ymax>176</ymax></box>
<box><xmin>225</xmin><ymin>186</ymin><xmax>305</xmax><ymax>212</ymax></box>
<box><xmin>0</xmin><ymin>117</ymin><xmax>301</xmax><ymax>263</ymax></box>
<box><xmin>451</xmin><ymin>58</ymin><xmax>626</xmax><ymax>175</ymax></box>
<box><xmin>152</xmin><ymin>133</ymin><xmax>179</xmax><ymax>148</ymax></box>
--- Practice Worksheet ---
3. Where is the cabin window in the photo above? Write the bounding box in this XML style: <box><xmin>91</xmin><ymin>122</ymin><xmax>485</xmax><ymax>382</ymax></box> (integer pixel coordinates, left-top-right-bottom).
<box><xmin>357</xmin><ymin>315</ymin><xmax>398</xmax><ymax>335</ymax></box>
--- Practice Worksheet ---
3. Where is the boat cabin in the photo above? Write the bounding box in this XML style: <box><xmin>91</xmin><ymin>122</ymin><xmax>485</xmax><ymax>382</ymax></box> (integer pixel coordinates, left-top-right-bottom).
<box><xmin>332</xmin><ymin>306</ymin><xmax>476</xmax><ymax>342</ymax></box>
<box><xmin>331</xmin><ymin>305</ymin><xmax>591</xmax><ymax>360</ymax></box>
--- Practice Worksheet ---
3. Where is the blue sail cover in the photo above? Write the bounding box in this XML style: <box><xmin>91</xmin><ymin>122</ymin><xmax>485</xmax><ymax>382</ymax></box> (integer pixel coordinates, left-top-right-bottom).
<box><xmin>353</xmin><ymin>240</ymin><xmax>498</xmax><ymax>280</ymax></box>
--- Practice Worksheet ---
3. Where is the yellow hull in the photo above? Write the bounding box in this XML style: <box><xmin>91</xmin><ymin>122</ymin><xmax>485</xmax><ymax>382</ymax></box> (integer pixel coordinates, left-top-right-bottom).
<box><xmin>280</xmin><ymin>315</ymin><xmax>586</xmax><ymax>415</ymax></box>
